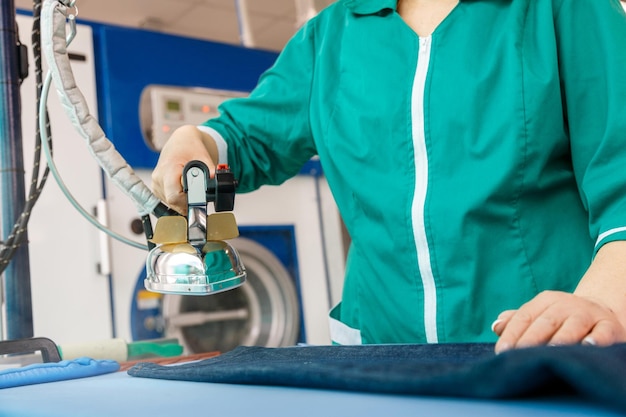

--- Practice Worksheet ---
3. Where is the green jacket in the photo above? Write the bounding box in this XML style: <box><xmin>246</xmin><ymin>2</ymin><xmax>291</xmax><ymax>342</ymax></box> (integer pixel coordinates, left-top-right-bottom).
<box><xmin>203</xmin><ymin>0</ymin><xmax>626</xmax><ymax>344</ymax></box>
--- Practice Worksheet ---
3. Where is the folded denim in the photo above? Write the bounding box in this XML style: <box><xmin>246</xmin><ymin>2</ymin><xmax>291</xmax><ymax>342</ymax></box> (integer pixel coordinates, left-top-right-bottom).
<box><xmin>128</xmin><ymin>343</ymin><xmax>626</xmax><ymax>413</ymax></box>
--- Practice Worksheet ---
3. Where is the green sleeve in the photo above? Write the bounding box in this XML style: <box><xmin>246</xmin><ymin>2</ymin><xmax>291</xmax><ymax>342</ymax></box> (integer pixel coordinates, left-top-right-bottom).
<box><xmin>556</xmin><ymin>0</ymin><xmax>626</xmax><ymax>253</ymax></box>
<box><xmin>203</xmin><ymin>20</ymin><xmax>319</xmax><ymax>193</ymax></box>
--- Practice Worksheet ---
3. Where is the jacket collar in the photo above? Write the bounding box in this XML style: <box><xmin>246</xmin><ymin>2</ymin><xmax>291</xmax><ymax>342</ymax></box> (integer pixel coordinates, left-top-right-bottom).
<box><xmin>341</xmin><ymin>0</ymin><xmax>398</xmax><ymax>15</ymax></box>
<box><xmin>341</xmin><ymin>0</ymin><xmax>474</xmax><ymax>16</ymax></box>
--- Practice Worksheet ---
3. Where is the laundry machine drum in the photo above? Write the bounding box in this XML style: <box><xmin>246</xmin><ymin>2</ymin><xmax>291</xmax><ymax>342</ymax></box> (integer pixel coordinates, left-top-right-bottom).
<box><xmin>161</xmin><ymin>237</ymin><xmax>301</xmax><ymax>353</ymax></box>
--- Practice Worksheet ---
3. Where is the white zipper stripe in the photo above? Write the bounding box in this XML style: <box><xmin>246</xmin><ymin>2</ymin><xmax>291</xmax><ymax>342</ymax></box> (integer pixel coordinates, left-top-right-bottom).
<box><xmin>411</xmin><ymin>36</ymin><xmax>438</xmax><ymax>343</ymax></box>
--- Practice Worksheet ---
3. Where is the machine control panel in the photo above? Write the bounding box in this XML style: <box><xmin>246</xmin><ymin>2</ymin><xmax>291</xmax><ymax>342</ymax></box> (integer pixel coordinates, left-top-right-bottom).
<box><xmin>139</xmin><ymin>85</ymin><xmax>247</xmax><ymax>151</ymax></box>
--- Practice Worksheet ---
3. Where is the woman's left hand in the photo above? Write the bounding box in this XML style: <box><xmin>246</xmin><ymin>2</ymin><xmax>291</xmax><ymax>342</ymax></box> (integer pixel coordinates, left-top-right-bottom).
<box><xmin>492</xmin><ymin>290</ymin><xmax>626</xmax><ymax>354</ymax></box>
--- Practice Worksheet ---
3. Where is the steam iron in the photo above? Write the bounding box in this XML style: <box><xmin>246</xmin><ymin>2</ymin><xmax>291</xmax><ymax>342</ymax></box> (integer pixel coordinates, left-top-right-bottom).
<box><xmin>144</xmin><ymin>161</ymin><xmax>246</xmax><ymax>295</ymax></box>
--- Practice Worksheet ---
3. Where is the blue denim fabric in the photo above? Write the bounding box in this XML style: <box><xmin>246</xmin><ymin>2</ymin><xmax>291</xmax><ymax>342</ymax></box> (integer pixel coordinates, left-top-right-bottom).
<box><xmin>128</xmin><ymin>343</ymin><xmax>626</xmax><ymax>413</ymax></box>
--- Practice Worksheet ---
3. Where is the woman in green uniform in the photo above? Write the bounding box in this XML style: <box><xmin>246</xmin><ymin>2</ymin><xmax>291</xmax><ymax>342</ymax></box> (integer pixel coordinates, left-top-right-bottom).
<box><xmin>152</xmin><ymin>0</ymin><xmax>626</xmax><ymax>353</ymax></box>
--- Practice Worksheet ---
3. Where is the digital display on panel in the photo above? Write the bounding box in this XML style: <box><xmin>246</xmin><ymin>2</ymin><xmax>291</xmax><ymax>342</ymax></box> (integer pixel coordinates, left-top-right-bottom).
<box><xmin>166</xmin><ymin>100</ymin><xmax>181</xmax><ymax>112</ymax></box>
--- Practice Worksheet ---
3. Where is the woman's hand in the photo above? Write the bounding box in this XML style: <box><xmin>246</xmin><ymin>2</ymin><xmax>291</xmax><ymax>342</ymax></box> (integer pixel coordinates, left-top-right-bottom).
<box><xmin>492</xmin><ymin>240</ymin><xmax>626</xmax><ymax>353</ymax></box>
<box><xmin>492</xmin><ymin>290</ymin><xmax>626</xmax><ymax>353</ymax></box>
<box><xmin>151</xmin><ymin>125</ymin><xmax>218</xmax><ymax>214</ymax></box>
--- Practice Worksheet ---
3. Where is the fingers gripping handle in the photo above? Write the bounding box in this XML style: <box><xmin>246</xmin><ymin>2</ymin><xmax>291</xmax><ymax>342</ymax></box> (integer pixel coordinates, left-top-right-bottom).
<box><xmin>182</xmin><ymin>161</ymin><xmax>237</xmax><ymax>213</ymax></box>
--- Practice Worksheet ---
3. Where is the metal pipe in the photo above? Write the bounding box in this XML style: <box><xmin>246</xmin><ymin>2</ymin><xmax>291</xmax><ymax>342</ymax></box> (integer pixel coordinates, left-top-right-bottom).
<box><xmin>234</xmin><ymin>0</ymin><xmax>255</xmax><ymax>48</ymax></box>
<box><xmin>0</xmin><ymin>0</ymin><xmax>34</xmax><ymax>340</ymax></box>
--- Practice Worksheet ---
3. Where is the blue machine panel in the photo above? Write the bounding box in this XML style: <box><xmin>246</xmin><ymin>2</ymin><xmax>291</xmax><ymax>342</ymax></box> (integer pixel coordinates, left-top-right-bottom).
<box><xmin>91</xmin><ymin>24</ymin><xmax>279</xmax><ymax>169</ymax></box>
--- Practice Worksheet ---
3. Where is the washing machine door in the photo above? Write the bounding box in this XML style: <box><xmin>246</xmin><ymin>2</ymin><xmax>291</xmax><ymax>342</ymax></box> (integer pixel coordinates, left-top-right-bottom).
<box><xmin>161</xmin><ymin>237</ymin><xmax>301</xmax><ymax>353</ymax></box>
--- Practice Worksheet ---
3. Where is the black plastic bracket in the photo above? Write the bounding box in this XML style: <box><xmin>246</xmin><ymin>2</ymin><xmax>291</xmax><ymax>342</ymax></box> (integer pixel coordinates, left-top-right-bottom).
<box><xmin>0</xmin><ymin>337</ymin><xmax>61</xmax><ymax>363</ymax></box>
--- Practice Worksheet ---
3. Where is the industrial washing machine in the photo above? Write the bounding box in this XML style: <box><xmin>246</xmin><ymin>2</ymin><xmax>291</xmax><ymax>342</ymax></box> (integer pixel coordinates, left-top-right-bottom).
<box><xmin>130</xmin><ymin>226</ymin><xmax>303</xmax><ymax>353</ymax></box>
<box><xmin>94</xmin><ymin>24</ymin><xmax>346</xmax><ymax>351</ymax></box>
<box><xmin>16</xmin><ymin>12</ymin><xmax>115</xmax><ymax>345</ymax></box>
